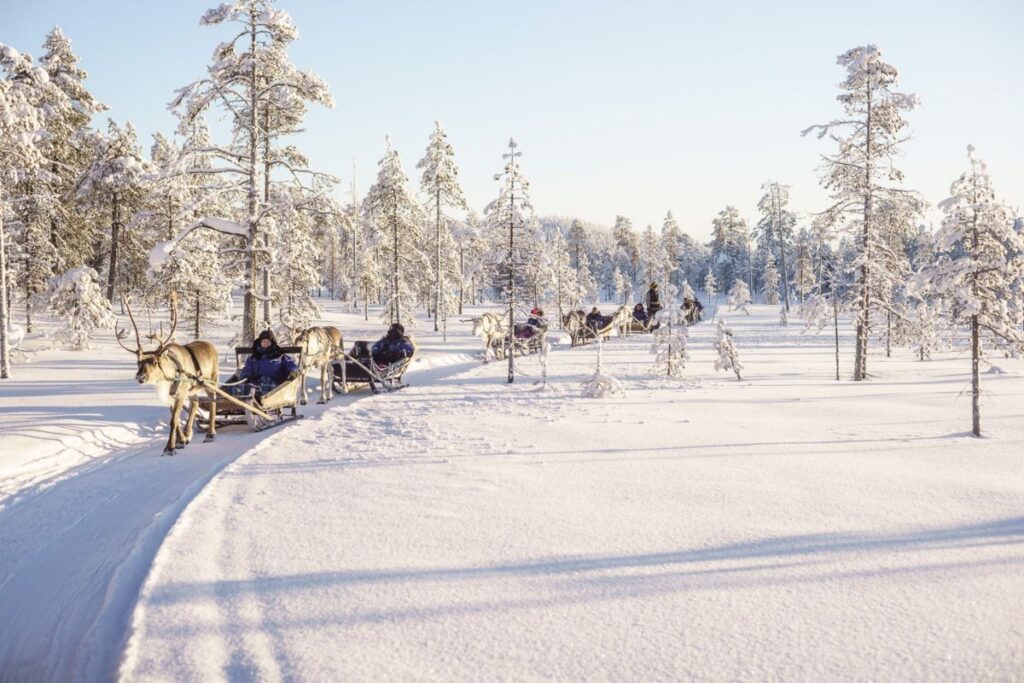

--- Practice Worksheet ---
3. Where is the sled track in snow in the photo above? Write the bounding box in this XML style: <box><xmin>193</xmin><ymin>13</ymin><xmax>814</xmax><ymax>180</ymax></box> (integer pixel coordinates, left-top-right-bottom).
<box><xmin>0</xmin><ymin>352</ymin><xmax>482</xmax><ymax>682</ymax></box>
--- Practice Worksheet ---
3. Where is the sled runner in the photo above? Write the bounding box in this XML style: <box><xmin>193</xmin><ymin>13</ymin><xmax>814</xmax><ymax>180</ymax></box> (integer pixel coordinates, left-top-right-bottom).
<box><xmin>195</xmin><ymin>345</ymin><xmax>306</xmax><ymax>432</ymax></box>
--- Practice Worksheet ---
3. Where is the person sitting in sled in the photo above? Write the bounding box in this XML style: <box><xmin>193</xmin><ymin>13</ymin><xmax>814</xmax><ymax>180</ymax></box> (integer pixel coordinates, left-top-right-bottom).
<box><xmin>517</xmin><ymin>307</ymin><xmax>548</xmax><ymax>338</ymax></box>
<box><xmin>585</xmin><ymin>306</ymin><xmax>605</xmax><ymax>331</ymax></box>
<box><xmin>645</xmin><ymin>282</ymin><xmax>662</xmax><ymax>318</ymax></box>
<box><xmin>632</xmin><ymin>302</ymin><xmax>649</xmax><ymax>325</ymax></box>
<box><xmin>235</xmin><ymin>329</ymin><xmax>298</xmax><ymax>397</ymax></box>
<box><xmin>372</xmin><ymin>323</ymin><xmax>415</xmax><ymax>364</ymax></box>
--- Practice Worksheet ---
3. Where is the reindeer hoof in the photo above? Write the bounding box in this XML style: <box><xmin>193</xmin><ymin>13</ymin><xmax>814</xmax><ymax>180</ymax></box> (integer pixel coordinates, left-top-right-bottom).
<box><xmin>176</xmin><ymin>442</ymin><xmax>186</xmax><ymax>449</ymax></box>
<box><xmin>204</xmin><ymin>433</ymin><xmax>216</xmax><ymax>443</ymax></box>
<box><xmin>162</xmin><ymin>448</ymin><xmax>174</xmax><ymax>456</ymax></box>
<box><xmin>317</xmin><ymin>398</ymin><xmax>326</xmax><ymax>405</ymax></box>
<box><xmin>300</xmin><ymin>399</ymin><xmax>308</xmax><ymax>406</ymax></box>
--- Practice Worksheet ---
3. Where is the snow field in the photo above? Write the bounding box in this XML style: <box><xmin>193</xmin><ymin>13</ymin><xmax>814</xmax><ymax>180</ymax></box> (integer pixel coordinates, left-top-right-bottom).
<box><xmin>119</xmin><ymin>305</ymin><xmax>1024</xmax><ymax>681</ymax></box>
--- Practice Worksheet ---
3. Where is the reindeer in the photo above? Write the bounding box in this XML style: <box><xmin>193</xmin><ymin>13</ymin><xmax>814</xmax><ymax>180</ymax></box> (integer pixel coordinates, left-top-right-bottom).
<box><xmin>117</xmin><ymin>295</ymin><xmax>219</xmax><ymax>455</ymax></box>
<box><xmin>471</xmin><ymin>312</ymin><xmax>507</xmax><ymax>361</ymax></box>
<box><xmin>562</xmin><ymin>309</ymin><xmax>586</xmax><ymax>346</ymax></box>
<box><xmin>609</xmin><ymin>305</ymin><xmax>633</xmax><ymax>337</ymax></box>
<box><xmin>294</xmin><ymin>326</ymin><xmax>336</xmax><ymax>404</ymax></box>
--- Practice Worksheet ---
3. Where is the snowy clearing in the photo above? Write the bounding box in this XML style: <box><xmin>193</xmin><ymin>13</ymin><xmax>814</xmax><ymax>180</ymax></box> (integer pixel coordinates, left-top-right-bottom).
<box><xmin>91</xmin><ymin>304</ymin><xmax>1024</xmax><ymax>681</ymax></box>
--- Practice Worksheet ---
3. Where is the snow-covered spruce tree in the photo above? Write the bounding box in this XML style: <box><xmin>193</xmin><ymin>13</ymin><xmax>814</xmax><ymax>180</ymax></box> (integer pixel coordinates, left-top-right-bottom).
<box><xmin>755</xmin><ymin>182</ymin><xmax>796</xmax><ymax>311</ymax></box>
<box><xmin>452</xmin><ymin>212</ymin><xmax>486</xmax><ymax>311</ymax></box>
<box><xmin>803</xmin><ymin>45</ymin><xmax>919</xmax><ymax>381</ymax></box>
<box><xmin>727</xmin><ymin>279</ymin><xmax>751</xmax><ymax>314</ymax></box>
<box><xmin>650</xmin><ymin>285</ymin><xmax>689</xmax><ymax>379</ymax></box>
<box><xmin>710</xmin><ymin>206</ymin><xmax>748</xmax><ymax>289</ymax></box>
<box><xmin>612</xmin><ymin>215</ymin><xmax>640</xmax><ymax>290</ymax></box>
<box><xmin>581</xmin><ymin>332</ymin><xmax>626</xmax><ymax>398</ymax></box>
<box><xmin>0</xmin><ymin>44</ymin><xmax>48</xmax><ymax>378</ymax></box>
<box><xmin>761</xmin><ymin>250</ymin><xmax>780</xmax><ymax>305</ymax></box>
<box><xmin>792</xmin><ymin>229</ymin><xmax>816</xmax><ymax>303</ymax></box>
<box><xmin>661</xmin><ymin>211</ymin><xmax>682</xmax><ymax>287</ymax></box>
<box><xmin>77</xmin><ymin>119</ymin><xmax>151</xmax><ymax>302</ymax></box>
<box><xmin>613</xmin><ymin>267</ymin><xmax>627</xmax><ymax>305</ymax></box>
<box><xmin>485</xmin><ymin>138</ymin><xmax>534</xmax><ymax>384</ymax></box>
<box><xmin>548</xmin><ymin>229</ymin><xmax>577</xmax><ymax>323</ymax></box>
<box><xmin>639</xmin><ymin>223</ymin><xmax>660</xmax><ymax>287</ymax></box>
<box><xmin>38</xmin><ymin>27</ymin><xmax>106</xmax><ymax>272</ymax></box>
<box><xmin>714</xmin><ymin>319</ymin><xmax>743</xmax><ymax>380</ymax></box>
<box><xmin>364</xmin><ymin>138</ymin><xmax>424</xmax><ymax>327</ymax></box>
<box><xmin>703</xmin><ymin>268</ymin><xmax>718</xmax><ymax>318</ymax></box>
<box><xmin>45</xmin><ymin>266</ymin><xmax>115</xmax><ymax>350</ymax></box>
<box><xmin>269</xmin><ymin>185</ymin><xmax>323</xmax><ymax>328</ymax></box>
<box><xmin>417</xmin><ymin>121</ymin><xmax>468</xmax><ymax>332</ymax></box>
<box><xmin>917</xmin><ymin>146</ymin><xmax>1024</xmax><ymax>437</ymax></box>
<box><xmin>172</xmin><ymin>0</ymin><xmax>333</xmax><ymax>342</ymax></box>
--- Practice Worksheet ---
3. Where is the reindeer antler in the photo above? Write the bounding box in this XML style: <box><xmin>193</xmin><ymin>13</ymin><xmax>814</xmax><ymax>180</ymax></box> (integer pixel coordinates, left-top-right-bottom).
<box><xmin>116</xmin><ymin>296</ymin><xmax>144</xmax><ymax>358</ymax></box>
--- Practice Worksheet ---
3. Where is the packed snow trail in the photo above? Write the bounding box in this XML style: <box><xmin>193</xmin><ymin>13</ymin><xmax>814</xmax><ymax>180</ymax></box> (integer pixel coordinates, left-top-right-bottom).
<box><xmin>121</xmin><ymin>313</ymin><xmax>1024</xmax><ymax>681</ymax></box>
<box><xmin>0</xmin><ymin>304</ymin><xmax>477</xmax><ymax>682</ymax></box>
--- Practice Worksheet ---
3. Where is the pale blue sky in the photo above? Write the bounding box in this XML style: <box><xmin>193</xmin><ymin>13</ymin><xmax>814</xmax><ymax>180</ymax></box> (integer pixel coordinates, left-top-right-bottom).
<box><xmin>4</xmin><ymin>0</ymin><xmax>1022</xmax><ymax>238</ymax></box>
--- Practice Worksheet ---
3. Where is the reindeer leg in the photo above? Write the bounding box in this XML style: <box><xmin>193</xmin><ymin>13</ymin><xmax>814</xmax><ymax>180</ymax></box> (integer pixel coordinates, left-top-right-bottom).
<box><xmin>300</xmin><ymin>368</ymin><xmax>309</xmax><ymax>405</ymax></box>
<box><xmin>165</xmin><ymin>399</ymin><xmax>183</xmax><ymax>455</ymax></box>
<box><xmin>204</xmin><ymin>388</ymin><xmax>217</xmax><ymax>442</ymax></box>
<box><xmin>317</xmin><ymin>363</ymin><xmax>327</xmax><ymax>404</ymax></box>
<box><xmin>183</xmin><ymin>397</ymin><xmax>199</xmax><ymax>445</ymax></box>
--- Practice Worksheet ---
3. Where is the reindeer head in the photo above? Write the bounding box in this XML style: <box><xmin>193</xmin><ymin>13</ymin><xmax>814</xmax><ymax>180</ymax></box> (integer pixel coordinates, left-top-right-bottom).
<box><xmin>116</xmin><ymin>295</ymin><xmax>180</xmax><ymax>385</ymax></box>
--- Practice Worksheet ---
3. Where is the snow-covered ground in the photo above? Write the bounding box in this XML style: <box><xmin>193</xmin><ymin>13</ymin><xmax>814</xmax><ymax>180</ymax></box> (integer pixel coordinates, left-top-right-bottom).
<box><xmin>3</xmin><ymin>301</ymin><xmax>1024</xmax><ymax>681</ymax></box>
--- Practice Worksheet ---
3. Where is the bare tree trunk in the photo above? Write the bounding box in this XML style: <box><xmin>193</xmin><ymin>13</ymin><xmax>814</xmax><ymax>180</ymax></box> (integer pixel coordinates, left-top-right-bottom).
<box><xmin>972</xmin><ymin>314</ymin><xmax>980</xmax><ymax>437</ymax></box>
<box><xmin>833</xmin><ymin>291</ymin><xmax>840</xmax><ymax>381</ymax></box>
<box><xmin>507</xmin><ymin>188</ymin><xmax>515</xmax><ymax>384</ymax></box>
<box><xmin>241</xmin><ymin>10</ymin><xmax>260</xmax><ymax>343</ymax></box>
<box><xmin>854</xmin><ymin>84</ymin><xmax>874</xmax><ymax>381</ymax></box>
<box><xmin>106</xmin><ymin>196</ymin><xmax>121</xmax><ymax>301</ymax></box>
<box><xmin>0</xmin><ymin>195</ymin><xmax>11</xmax><ymax>379</ymax></box>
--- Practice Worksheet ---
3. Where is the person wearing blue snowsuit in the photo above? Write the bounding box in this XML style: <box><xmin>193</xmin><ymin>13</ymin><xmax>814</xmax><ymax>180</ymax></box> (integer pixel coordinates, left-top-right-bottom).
<box><xmin>371</xmin><ymin>323</ymin><xmax>415</xmax><ymax>364</ymax></box>
<box><xmin>238</xmin><ymin>329</ymin><xmax>298</xmax><ymax>395</ymax></box>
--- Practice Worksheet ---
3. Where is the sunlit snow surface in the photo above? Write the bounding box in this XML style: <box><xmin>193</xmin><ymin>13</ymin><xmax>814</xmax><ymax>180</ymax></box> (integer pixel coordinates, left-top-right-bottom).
<box><xmin>1</xmin><ymin>301</ymin><xmax>1022</xmax><ymax>681</ymax></box>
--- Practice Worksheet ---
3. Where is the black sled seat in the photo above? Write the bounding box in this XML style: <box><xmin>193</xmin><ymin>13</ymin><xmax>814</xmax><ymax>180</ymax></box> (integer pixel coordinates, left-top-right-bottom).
<box><xmin>196</xmin><ymin>345</ymin><xmax>305</xmax><ymax>431</ymax></box>
<box><xmin>332</xmin><ymin>341</ymin><xmax>413</xmax><ymax>394</ymax></box>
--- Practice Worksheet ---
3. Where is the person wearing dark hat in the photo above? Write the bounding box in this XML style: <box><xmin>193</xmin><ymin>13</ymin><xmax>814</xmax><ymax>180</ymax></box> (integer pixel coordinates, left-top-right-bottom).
<box><xmin>372</xmin><ymin>323</ymin><xmax>415</xmax><ymax>364</ymax></box>
<box><xmin>585</xmin><ymin>306</ymin><xmax>605</xmax><ymax>332</ymax></box>
<box><xmin>645</xmin><ymin>282</ymin><xmax>662</xmax><ymax>318</ymax></box>
<box><xmin>237</xmin><ymin>329</ymin><xmax>299</xmax><ymax>395</ymax></box>
<box><xmin>632</xmin><ymin>302</ymin><xmax>649</xmax><ymax>325</ymax></box>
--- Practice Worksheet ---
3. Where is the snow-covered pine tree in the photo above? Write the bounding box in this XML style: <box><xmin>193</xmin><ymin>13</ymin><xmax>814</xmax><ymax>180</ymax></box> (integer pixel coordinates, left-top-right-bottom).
<box><xmin>0</xmin><ymin>44</ymin><xmax>48</xmax><ymax>378</ymax></box>
<box><xmin>612</xmin><ymin>215</ymin><xmax>640</xmax><ymax>291</ymax></box>
<box><xmin>639</xmin><ymin>223</ymin><xmax>659</xmax><ymax>287</ymax></box>
<box><xmin>581</xmin><ymin>332</ymin><xmax>626</xmax><ymax>398</ymax></box>
<box><xmin>792</xmin><ymin>229</ymin><xmax>816</xmax><ymax>303</ymax></box>
<box><xmin>917</xmin><ymin>146</ymin><xmax>1024</xmax><ymax>436</ymax></box>
<box><xmin>45</xmin><ymin>266</ymin><xmax>115</xmax><ymax>350</ymax></box>
<box><xmin>704</xmin><ymin>268</ymin><xmax>718</xmax><ymax>318</ymax></box>
<box><xmin>172</xmin><ymin>0</ymin><xmax>333</xmax><ymax>342</ymax></box>
<box><xmin>714</xmin><ymin>319</ymin><xmax>743</xmax><ymax>380</ymax></box>
<box><xmin>78</xmin><ymin>120</ymin><xmax>151</xmax><ymax>302</ymax></box>
<box><xmin>38</xmin><ymin>27</ymin><xmax>106</xmax><ymax>272</ymax></box>
<box><xmin>661</xmin><ymin>211</ymin><xmax>682</xmax><ymax>287</ymax></box>
<box><xmin>613</xmin><ymin>267</ymin><xmax>626</xmax><ymax>305</ymax></box>
<box><xmin>803</xmin><ymin>45</ymin><xmax>919</xmax><ymax>381</ymax></box>
<box><xmin>547</xmin><ymin>230</ymin><xmax>577</xmax><ymax>324</ymax></box>
<box><xmin>485</xmin><ymin>138</ymin><xmax>534</xmax><ymax>384</ymax></box>
<box><xmin>761</xmin><ymin>250</ymin><xmax>780</xmax><ymax>305</ymax></box>
<box><xmin>727</xmin><ymin>279</ymin><xmax>751</xmax><ymax>314</ymax></box>
<box><xmin>710</xmin><ymin>206</ymin><xmax>748</xmax><ymax>288</ymax></box>
<box><xmin>650</xmin><ymin>285</ymin><xmax>689</xmax><ymax>379</ymax></box>
<box><xmin>417</xmin><ymin>121</ymin><xmax>468</xmax><ymax>333</ymax></box>
<box><xmin>755</xmin><ymin>182</ymin><xmax>796</xmax><ymax>311</ymax></box>
<box><xmin>364</xmin><ymin>138</ymin><xmax>423</xmax><ymax>327</ymax></box>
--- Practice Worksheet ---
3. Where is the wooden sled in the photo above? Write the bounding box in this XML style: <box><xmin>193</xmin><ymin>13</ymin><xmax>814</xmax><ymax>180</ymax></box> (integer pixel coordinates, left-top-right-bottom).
<box><xmin>196</xmin><ymin>345</ymin><xmax>306</xmax><ymax>432</ymax></box>
<box><xmin>332</xmin><ymin>341</ymin><xmax>413</xmax><ymax>394</ymax></box>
